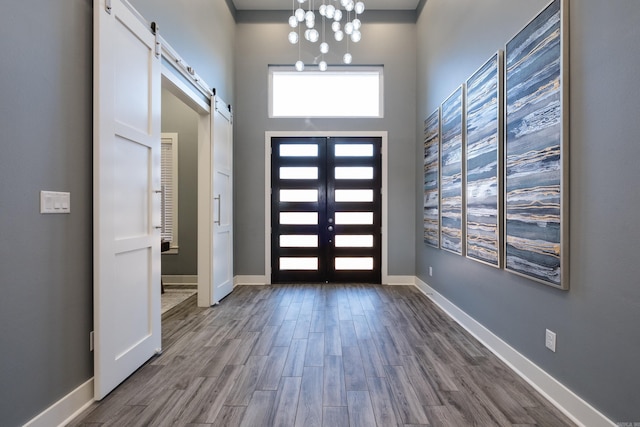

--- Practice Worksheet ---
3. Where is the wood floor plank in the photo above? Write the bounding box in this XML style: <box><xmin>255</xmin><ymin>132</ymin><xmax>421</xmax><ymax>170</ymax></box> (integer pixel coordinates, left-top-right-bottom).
<box><xmin>250</xmin><ymin>325</ymin><xmax>279</xmax><ymax>356</ymax></box>
<box><xmin>323</xmin><ymin>406</ymin><xmax>349</xmax><ymax>426</ymax></box>
<box><xmin>272</xmin><ymin>319</ymin><xmax>297</xmax><ymax>347</ymax></box>
<box><xmin>257</xmin><ymin>346</ymin><xmax>289</xmax><ymax>391</ymax></box>
<box><xmin>357</xmin><ymin>338</ymin><xmax>387</xmax><ymax>378</ymax></box>
<box><xmin>239</xmin><ymin>390</ymin><xmax>277</xmax><ymax>427</ymax></box>
<box><xmin>347</xmin><ymin>391</ymin><xmax>377</xmax><ymax>427</ymax></box>
<box><xmin>352</xmin><ymin>315</ymin><xmax>372</xmax><ymax>340</ymax></box>
<box><xmin>325</xmin><ymin>324</ymin><xmax>343</xmax><ymax>356</ymax></box>
<box><xmin>342</xmin><ymin>345</ymin><xmax>367</xmax><ymax>391</ymax></box>
<box><xmin>271</xmin><ymin>376</ymin><xmax>302</xmax><ymax>427</ymax></box>
<box><xmin>339</xmin><ymin>319</ymin><xmax>358</xmax><ymax>346</ymax></box>
<box><xmin>282</xmin><ymin>338</ymin><xmax>308</xmax><ymax>377</ymax></box>
<box><xmin>310</xmin><ymin>309</ymin><xmax>325</xmax><ymax>333</ymax></box>
<box><xmin>323</xmin><ymin>355</ymin><xmax>347</xmax><ymax>407</ymax></box>
<box><xmin>187</xmin><ymin>365</ymin><xmax>243</xmax><ymax>424</ymax></box>
<box><xmin>295</xmin><ymin>366</ymin><xmax>323</xmax><ymax>427</ymax></box>
<box><xmin>367</xmin><ymin>376</ymin><xmax>402</xmax><ymax>427</ymax></box>
<box><xmin>384</xmin><ymin>364</ymin><xmax>430</xmax><ymax>425</ymax></box>
<box><xmin>210</xmin><ymin>406</ymin><xmax>245</xmax><ymax>427</ymax></box>
<box><xmin>305</xmin><ymin>332</ymin><xmax>325</xmax><ymax>366</ymax></box>
<box><xmin>224</xmin><ymin>355</ymin><xmax>268</xmax><ymax>406</ymax></box>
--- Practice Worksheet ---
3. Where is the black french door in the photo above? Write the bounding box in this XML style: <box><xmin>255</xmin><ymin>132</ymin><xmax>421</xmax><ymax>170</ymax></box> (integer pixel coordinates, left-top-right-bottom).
<box><xmin>271</xmin><ymin>136</ymin><xmax>382</xmax><ymax>284</ymax></box>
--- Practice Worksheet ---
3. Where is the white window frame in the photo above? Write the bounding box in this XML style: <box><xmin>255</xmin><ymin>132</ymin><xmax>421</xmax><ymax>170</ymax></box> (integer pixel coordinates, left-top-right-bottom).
<box><xmin>161</xmin><ymin>132</ymin><xmax>179</xmax><ymax>254</ymax></box>
<box><xmin>268</xmin><ymin>65</ymin><xmax>384</xmax><ymax>118</ymax></box>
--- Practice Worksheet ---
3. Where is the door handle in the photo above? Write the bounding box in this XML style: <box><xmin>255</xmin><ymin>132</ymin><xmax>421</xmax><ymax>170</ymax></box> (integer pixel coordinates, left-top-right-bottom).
<box><xmin>214</xmin><ymin>194</ymin><xmax>221</xmax><ymax>225</ymax></box>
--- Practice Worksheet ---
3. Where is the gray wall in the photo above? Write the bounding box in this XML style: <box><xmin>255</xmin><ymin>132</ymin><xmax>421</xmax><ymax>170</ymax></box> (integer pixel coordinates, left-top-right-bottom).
<box><xmin>130</xmin><ymin>0</ymin><xmax>236</xmax><ymax>105</ymax></box>
<box><xmin>0</xmin><ymin>1</ymin><xmax>234</xmax><ymax>425</ymax></box>
<box><xmin>0</xmin><ymin>1</ymin><xmax>93</xmax><ymax>426</ymax></box>
<box><xmin>161</xmin><ymin>89</ymin><xmax>200</xmax><ymax>275</ymax></box>
<box><xmin>415</xmin><ymin>0</ymin><xmax>640</xmax><ymax>422</ymax></box>
<box><xmin>234</xmin><ymin>12</ymin><xmax>417</xmax><ymax>277</ymax></box>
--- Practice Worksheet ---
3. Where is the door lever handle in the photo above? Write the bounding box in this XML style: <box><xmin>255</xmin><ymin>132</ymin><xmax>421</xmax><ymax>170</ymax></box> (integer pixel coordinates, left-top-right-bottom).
<box><xmin>214</xmin><ymin>194</ymin><xmax>221</xmax><ymax>225</ymax></box>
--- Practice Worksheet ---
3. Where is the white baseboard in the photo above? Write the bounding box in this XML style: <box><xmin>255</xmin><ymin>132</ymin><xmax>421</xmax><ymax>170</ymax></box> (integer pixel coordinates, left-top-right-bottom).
<box><xmin>413</xmin><ymin>277</ymin><xmax>616</xmax><ymax>427</ymax></box>
<box><xmin>162</xmin><ymin>274</ymin><xmax>197</xmax><ymax>286</ymax></box>
<box><xmin>384</xmin><ymin>275</ymin><xmax>416</xmax><ymax>285</ymax></box>
<box><xmin>234</xmin><ymin>275</ymin><xmax>269</xmax><ymax>286</ymax></box>
<box><xmin>24</xmin><ymin>378</ymin><xmax>94</xmax><ymax>427</ymax></box>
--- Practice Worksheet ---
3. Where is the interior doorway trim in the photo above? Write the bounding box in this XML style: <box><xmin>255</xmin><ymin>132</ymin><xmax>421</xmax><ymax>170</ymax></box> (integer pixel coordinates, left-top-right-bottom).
<box><xmin>265</xmin><ymin>131</ymin><xmax>389</xmax><ymax>284</ymax></box>
<box><xmin>161</xmin><ymin>65</ymin><xmax>214</xmax><ymax>307</ymax></box>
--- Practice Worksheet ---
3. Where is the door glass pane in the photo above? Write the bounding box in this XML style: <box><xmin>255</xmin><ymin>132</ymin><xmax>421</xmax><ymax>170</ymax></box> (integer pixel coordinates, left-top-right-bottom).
<box><xmin>335</xmin><ymin>257</ymin><xmax>374</xmax><ymax>270</ymax></box>
<box><xmin>280</xmin><ymin>235</ymin><xmax>318</xmax><ymax>247</ymax></box>
<box><xmin>335</xmin><ymin>189</ymin><xmax>373</xmax><ymax>202</ymax></box>
<box><xmin>335</xmin><ymin>212</ymin><xmax>374</xmax><ymax>224</ymax></box>
<box><xmin>280</xmin><ymin>144</ymin><xmax>318</xmax><ymax>157</ymax></box>
<box><xmin>280</xmin><ymin>189</ymin><xmax>318</xmax><ymax>202</ymax></box>
<box><xmin>280</xmin><ymin>167</ymin><xmax>318</xmax><ymax>180</ymax></box>
<box><xmin>335</xmin><ymin>144</ymin><xmax>373</xmax><ymax>157</ymax></box>
<box><xmin>280</xmin><ymin>212</ymin><xmax>318</xmax><ymax>224</ymax></box>
<box><xmin>280</xmin><ymin>257</ymin><xmax>318</xmax><ymax>270</ymax></box>
<box><xmin>335</xmin><ymin>167</ymin><xmax>373</xmax><ymax>180</ymax></box>
<box><xmin>335</xmin><ymin>235</ymin><xmax>374</xmax><ymax>247</ymax></box>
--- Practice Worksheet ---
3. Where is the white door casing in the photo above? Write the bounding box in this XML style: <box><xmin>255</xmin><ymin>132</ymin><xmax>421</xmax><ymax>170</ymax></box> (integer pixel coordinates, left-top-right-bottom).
<box><xmin>212</xmin><ymin>97</ymin><xmax>234</xmax><ymax>303</ymax></box>
<box><xmin>93</xmin><ymin>0</ymin><xmax>161</xmax><ymax>400</ymax></box>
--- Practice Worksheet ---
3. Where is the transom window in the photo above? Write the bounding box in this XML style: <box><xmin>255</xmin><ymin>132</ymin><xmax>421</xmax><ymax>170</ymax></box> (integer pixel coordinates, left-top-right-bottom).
<box><xmin>269</xmin><ymin>66</ymin><xmax>384</xmax><ymax>118</ymax></box>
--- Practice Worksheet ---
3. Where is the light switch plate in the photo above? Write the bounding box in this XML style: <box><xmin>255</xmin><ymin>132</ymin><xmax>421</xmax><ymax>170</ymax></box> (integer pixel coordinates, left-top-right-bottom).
<box><xmin>40</xmin><ymin>191</ymin><xmax>71</xmax><ymax>214</ymax></box>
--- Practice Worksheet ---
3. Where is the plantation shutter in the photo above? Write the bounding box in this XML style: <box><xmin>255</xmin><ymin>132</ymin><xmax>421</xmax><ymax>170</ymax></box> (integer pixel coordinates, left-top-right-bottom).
<box><xmin>161</xmin><ymin>134</ymin><xmax>178</xmax><ymax>245</ymax></box>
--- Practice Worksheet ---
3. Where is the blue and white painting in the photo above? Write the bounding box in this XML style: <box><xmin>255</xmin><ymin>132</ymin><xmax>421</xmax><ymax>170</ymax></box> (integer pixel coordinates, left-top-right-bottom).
<box><xmin>466</xmin><ymin>53</ymin><xmax>501</xmax><ymax>267</ymax></box>
<box><xmin>505</xmin><ymin>0</ymin><xmax>567</xmax><ymax>288</ymax></box>
<box><xmin>440</xmin><ymin>86</ymin><xmax>464</xmax><ymax>255</ymax></box>
<box><xmin>424</xmin><ymin>109</ymin><xmax>440</xmax><ymax>247</ymax></box>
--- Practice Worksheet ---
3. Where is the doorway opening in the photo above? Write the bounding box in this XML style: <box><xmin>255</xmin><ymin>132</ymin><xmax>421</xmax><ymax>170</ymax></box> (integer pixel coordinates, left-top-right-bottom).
<box><xmin>268</xmin><ymin>134</ymin><xmax>387</xmax><ymax>284</ymax></box>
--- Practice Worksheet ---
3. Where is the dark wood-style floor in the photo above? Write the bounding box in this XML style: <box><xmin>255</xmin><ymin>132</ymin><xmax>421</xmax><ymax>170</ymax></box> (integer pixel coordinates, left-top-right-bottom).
<box><xmin>69</xmin><ymin>284</ymin><xmax>575</xmax><ymax>426</ymax></box>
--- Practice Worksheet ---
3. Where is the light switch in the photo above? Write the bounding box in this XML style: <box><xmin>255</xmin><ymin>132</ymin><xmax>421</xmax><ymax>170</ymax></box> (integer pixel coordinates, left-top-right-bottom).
<box><xmin>41</xmin><ymin>191</ymin><xmax>71</xmax><ymax>214</ymax></box>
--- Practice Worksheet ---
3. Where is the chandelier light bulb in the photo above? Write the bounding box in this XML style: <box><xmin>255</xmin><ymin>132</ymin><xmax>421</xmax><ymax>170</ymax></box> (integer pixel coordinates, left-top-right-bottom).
<box><xmin>309</xmin><ymin>29</ymin><xmax>319</xmax><ymax>42</ymax></box>
<box><xmin>289</xmin><ymin>15</ymin><xmax>298</xmax><ymax>28</ymax></box>
<box><xmin>288</xmin><ymin>31</ymin><xmax>299</xmax><ymax>44</ymax></box>
<box><xmin>343</xmin><ymin>53</ymin><xmax>352</xmax><ymax>64</ymax></box>
<box><xmin>350</xmin><ymin>29</ymin><xmax>361</xmax><ymax>42</ymax></box>
<box><xmin>355</xmin><ymin>1</ymin><xmax>365</xmax><ymax>14</ymax></box>
<box><xmin>306</xmin><ymin>18</ymin><xmax>315</xmax><ymax>28</ymax></box>
<box><xmin>320</xmin><ymin>42</ymin><xmax>329</xmax><ymax>54</ymax></box>
<box><xmin>352</xmin><ymin>18</ymin><xmax>361</xmax><ymax>30</ymax></box>
<box><xmin>319</xmin><ymin>61</ymin><xmax>327</xmax><ymax>71</ymax></box>
<box><xmin>305</xmin><ymin>10</ymin><xmax>315</xmax><ymax>21</ymax></box>
<box><xmin>331</xmin><ymin>21</ymin><xmax>341</xmax><ymax>32</ymax></box>
<box><xmin>345</xmin><ymin>1</ymin><xmax>354</xmax><ymax>12</ymax></box>
<box><xmin>344</xmin><ymin>22</ymin><xmax>354</xmax><ymax>35</ymax></box>
<box><xmin>333</xmin><ymin>9</ymin><xmax>343</xmax><ymax>21</ymax></box>
<box><xmin>297</xmin><ymin>0</ymin><xmax>305</xmax><ymax>3</ymax></box>
<box><xmin>304</xmin><ymin>29</ymin><xmax>311</xmax><ymax>40</ymax></box>
<box><xmin>295</xmin><ymin>8</ymin><xmax>305</xmax><ymax>21</ymax></box>
<box><xmin>334</xmin><ymin>30</ymin><xmax>344</xmax><ymax>41</ymax></box>
<box><xmin>326</xmin><ymin>4</ymin><xmax>335</xmax><ymax>18</ymax></box>
<box><xmin>295</xmin><ymin>60</ymin><xmax>305</xmax><ymax>71</ymax></box>
<box><xmin>340</xmin><ymin>0</ymin><xmax>349</xmax><ymax>6</ymax></box>
<box><xmin>319</xmin><ymin>4</ymin><xmax>327</xmax><ymax>16</ymax></box>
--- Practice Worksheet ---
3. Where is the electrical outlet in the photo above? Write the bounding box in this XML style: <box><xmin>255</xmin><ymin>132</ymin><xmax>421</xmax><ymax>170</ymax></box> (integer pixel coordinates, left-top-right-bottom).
<box><xmin>429</xmin><ymin>266</ymin><xmax>433</xmax><ymax>277</ymax></box>
<box><xmin>545</xmin><ymin>329</ymin><xmax>556</xmax><ymax>352</ymax></box>
<box><xmin>90</xmin><ymin>331</ymin><xmax>94</xmax><ymax>352</ymax></box>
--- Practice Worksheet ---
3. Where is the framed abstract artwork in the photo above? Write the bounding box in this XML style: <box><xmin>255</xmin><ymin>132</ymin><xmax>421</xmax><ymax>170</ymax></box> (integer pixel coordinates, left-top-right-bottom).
<box><xmin>505</xmin><ymin>0</ymin><xmax>569</xmax><ymax>289</ymax></box>
<box><xmin>466</xmin><ymin>52</ymin><xmax>503</xmax><ymax>267</ymax></box>
<box><xmin>440</xmin><ymin>86</ymin><xmax>464</xmax><ymax>255</ymax></box>
<box><xmin>423</xmin><ymin>108</ymin><xmax>440</xmax><ymax>248</ymax></box>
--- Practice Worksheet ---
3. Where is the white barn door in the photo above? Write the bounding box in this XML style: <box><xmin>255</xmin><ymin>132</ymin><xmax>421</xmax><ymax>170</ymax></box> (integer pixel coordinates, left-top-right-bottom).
<box><xmin>93</xmin><ymin>0</ymin><xmax>162</xmax><ymax>400</ymax></box>
<box><xmin>212</xmin><ymin>97</ymin><xmax>234</xmax><ymax>303</ymax></box>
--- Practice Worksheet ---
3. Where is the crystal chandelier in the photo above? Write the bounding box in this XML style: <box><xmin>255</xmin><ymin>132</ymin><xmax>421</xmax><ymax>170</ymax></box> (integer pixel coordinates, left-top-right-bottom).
<box><xmin>288</xmin><ymin>0</ymin><xmax>365</xmax><ymax>71</ymax></box>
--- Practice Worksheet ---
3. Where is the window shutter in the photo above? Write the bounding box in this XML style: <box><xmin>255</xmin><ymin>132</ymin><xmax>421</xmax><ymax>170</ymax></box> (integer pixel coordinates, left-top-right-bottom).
<box><xmin>161</xmin><ymin>136</ymin><xmax>178</xmax><ymax>245</ymax></box>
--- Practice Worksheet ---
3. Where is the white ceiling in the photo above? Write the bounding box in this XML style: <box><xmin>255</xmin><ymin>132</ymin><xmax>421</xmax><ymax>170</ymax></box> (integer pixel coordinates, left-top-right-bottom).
<box><xmin>232</xmin><ymin>0</ymin><xmax>420</xmax><ymax>11</ymax></box>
